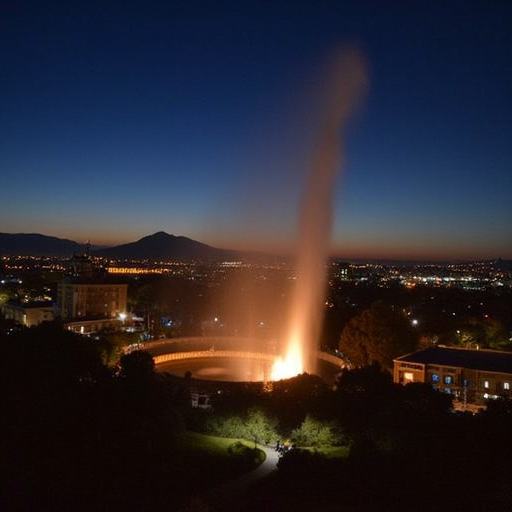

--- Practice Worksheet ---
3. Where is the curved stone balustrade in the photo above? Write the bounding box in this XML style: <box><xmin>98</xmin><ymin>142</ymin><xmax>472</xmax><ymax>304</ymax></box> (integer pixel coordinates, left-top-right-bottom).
<box><xmin>145</xmin><ymin>336</ymin><xmax>273</xmax><ymax>351</ymax></box>
<box><xmin>316</xmin><ymin>351</ymin><xmax>347</xmax><ymax>369</ymax></box>
<box><xmin>153</xmin><ymin>349</ymin><xmax>277</xmax><ymax>365</ymax></box>
<box><xmin>147</xmin><ymin>337</ymin><xmax>348</xmax><ymax>370</ymax></box>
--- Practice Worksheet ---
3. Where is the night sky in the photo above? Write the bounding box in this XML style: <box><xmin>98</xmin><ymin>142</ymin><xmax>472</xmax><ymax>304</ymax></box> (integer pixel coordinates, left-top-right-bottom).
<box><xmin>1</xmin><ymin>1</ymin><xmax>511</xmax><ymax>260</ymax></box>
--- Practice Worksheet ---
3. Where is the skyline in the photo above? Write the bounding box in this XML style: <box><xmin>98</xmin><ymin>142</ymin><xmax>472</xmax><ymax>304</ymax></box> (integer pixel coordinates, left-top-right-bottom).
<box><xmin>1</xmin><ymin>1</ymin><xmax>511</xmax><ymax>261</ymax></box>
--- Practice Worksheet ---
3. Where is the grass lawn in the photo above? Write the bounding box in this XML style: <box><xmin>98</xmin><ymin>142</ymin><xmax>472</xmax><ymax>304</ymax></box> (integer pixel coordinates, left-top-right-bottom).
<box><xmin>305</xmin><ymin>445</ymin><xmax>350</xmax><ymax>458</ymax></box>
<box><xmin>169</xmin><ymin>431</ymin><xmax>266</xmax><ymax>492</ymax></box>
<box><xmin>179</xmin><ymin>431</ymin><xmax>264</xmax><ymax>457</ymax></box>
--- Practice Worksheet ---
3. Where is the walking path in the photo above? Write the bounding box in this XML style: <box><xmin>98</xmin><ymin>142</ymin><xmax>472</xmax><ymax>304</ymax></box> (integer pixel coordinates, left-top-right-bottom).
<box><xmin>203</xmin><ymin>445</ymin><xmax>280</xmax><ymax>509</ymax></box>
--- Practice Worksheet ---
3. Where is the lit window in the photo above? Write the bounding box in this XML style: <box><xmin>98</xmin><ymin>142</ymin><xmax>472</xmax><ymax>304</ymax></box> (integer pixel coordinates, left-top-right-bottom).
<box><xmin>445</xmin><ymin>388</ymin><xmax>451</xmax><ymax>394</ymax></box>
<box><xmin>463</xmin><ymin>379</ymin><xmax>469</xmax><ymax>387</ymax></box>
<box><xmin>444</xmin><ymin>375</ymin><xmax>453</xmax><ymax>385</ymax></box>
<box><xmin>431</xmin><ymin>374</ymin><xmax>439</xmax><ymax>383</ymax></box>
<box><xmin>483</xmin><ymin>380</ymin><xmax>490</xmax><ymax>389</ymax></box>
<box><xmin>404</xmin><ymin>372</ymin><xmax>414</xmax><ymax>383</ymax></box>
<box><xmin>504</xmin><ymin>382</ymin><xmax>510</xmax><ymax>390</ymax></box>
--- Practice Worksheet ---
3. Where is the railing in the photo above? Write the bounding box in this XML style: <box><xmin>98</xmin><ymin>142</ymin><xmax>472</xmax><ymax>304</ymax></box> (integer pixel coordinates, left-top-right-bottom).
<box><xmin>145</xmin><ymin>336</ymin><xmax>270</xmax><ymax>350</ymax></box>
<box><xmin>153</xmin><ymin>349</ymin><xmax>276</xmax><ymax>365</ymax></box>
<box><xmin>316</xmin><ymin>351</ymin><xmax>347</xmax><ymax>369</ymax></box>
<box><xmin>150</xmin><ymin>342</ymin><xmax>347</xmax><ymax>369</ymax></box>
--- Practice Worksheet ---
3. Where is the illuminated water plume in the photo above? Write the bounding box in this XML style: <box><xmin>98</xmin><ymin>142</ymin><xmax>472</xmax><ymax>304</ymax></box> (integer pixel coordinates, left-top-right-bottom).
<box><xmin>271</xmin><ymin>46</ymin><xmax>367</xmax><ymax>380</ymax></box>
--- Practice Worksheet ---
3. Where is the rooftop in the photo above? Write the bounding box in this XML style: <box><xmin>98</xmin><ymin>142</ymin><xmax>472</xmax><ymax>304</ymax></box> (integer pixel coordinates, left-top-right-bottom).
<box><xmin>5</xmin><ymin>300</ymin><xmax>54</xmax><ymax>309</ymax></box>
<box><xmin>395</xmin><ymin>346</ymin><xmax>512</xmax><ymax>374</ymax></box>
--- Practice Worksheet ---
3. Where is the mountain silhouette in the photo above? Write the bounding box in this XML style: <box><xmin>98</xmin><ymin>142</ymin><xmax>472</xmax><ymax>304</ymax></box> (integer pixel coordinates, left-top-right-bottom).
<box><xmin>0</xmin><ymin>233</ymin><xmax>88</xmax><ymax>256</ymax></box>
<box><xmin>93</xmin><ymin>231</ymin><xmax>237</xmax><ymax>261</ymax></box>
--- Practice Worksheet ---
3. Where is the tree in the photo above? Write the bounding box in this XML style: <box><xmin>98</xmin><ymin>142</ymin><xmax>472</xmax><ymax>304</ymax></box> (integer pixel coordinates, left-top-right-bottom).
<box><xmin>335</xmin><ymin>363</ymin><xmax>395</xmax><ymax>398</ymax></box>
<box><xmin>456</xmin><ymin>317</ymin><xmax>511</xmax><ymax>351</ymax></box>
<box><xmin>119</xmin><ymin>350</ymin><xmax>155</xmax><ymax>383</ymax></box>
<box><xmin>334</xmin><ymin>364</ymin><xmax>397</xmax><ymax>440</ymax></box>
<box><xmin>291</xmin><ymin>415</ymin><xmax>337</xmax><ymax>447</ymax></box>
<box><xmin>268</xmin><ymin>373</ymin><xmax>331</xmax><ymax>431</ymax></box>
<box><xmin>484</xmin><ymin>318</ymin><xmax>511</xmax><ymax>350</ymax></box>
<box><xmin>205</xmin><ymin>414</ymin><xmax>247</xmax><ymax>439</ymax></box>
<box><xmin>204</xmin><ymin>408</ymin><xmax>278</xmax><ymax>447</ymax></box>
<box><xmin>0</xmin><ymin>311</ymin><xmax>18</xmax><ymax>338</ymax></box>
<box><xmin>243</xmin><ymin>408</ymin><xmax>278</xmax><ymax>448</ymax></box>
<box><xmin>339</xmin><ymin>301</ymin><xmax>418</xmax><ymax>370</ymax></box>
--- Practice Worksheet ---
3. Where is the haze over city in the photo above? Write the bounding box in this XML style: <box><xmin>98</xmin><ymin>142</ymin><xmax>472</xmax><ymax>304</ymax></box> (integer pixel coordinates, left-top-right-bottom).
<box><xmin>1</xmin><ymin>1</ymin><xmax>511</xmax><ymax>261</ymax></box>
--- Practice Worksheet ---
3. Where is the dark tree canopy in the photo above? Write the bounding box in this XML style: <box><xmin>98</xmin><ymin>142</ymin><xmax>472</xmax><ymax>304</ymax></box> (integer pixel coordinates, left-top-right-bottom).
<box><xmin>119</xmin><ymin>349</ymin><xmax>155</xmax><ymax>382</ymax></box>
<box><xmin>339</xmin><ymin>301</ymin><xmax>418</xmax><ymax>370</ymax></box>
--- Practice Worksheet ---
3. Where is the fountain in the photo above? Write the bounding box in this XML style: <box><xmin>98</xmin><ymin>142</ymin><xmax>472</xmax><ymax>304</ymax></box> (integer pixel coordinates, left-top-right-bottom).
<box><xmin>150</xmin><ymin>48</ymin><xmax>366</xmax><ymax>384</ymax></box>
<box><xmin>271</xmin><ymin>47</ymin><xmax>367</xmax><ymax>380</ymax></box>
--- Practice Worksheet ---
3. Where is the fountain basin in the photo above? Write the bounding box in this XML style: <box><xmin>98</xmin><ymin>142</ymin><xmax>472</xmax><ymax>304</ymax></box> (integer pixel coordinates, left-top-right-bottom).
<box><xmin>145</xmin><ymin>338</ymin><xmax>346</xmax><ymax>383</ymax></box>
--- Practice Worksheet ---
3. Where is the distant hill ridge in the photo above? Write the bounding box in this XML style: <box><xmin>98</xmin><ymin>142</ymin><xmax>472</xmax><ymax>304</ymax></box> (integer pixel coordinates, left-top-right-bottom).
<box><xmin>0</xmin><ymin>232</ymin><xmax>87</xmax><ymax>257</ymax></box>
<box><xmin>0</xmin><ymin>231</ymin><xmax>237</xmax><ymax>261</ymax></box>
<box><xmin>1</xmin><ymin>231</ymin><xmax>510</xmax><ymax>265</ymax></box>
